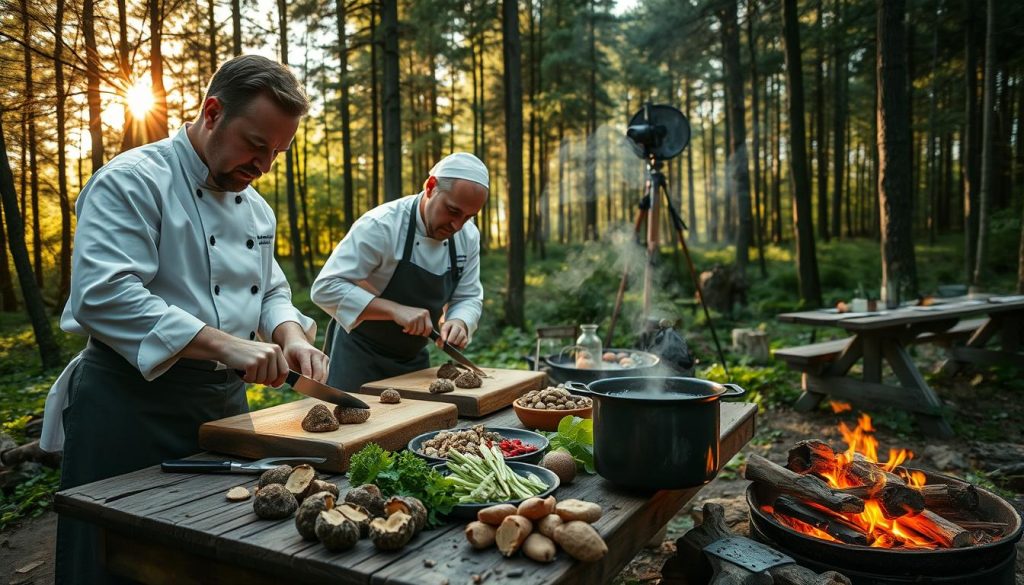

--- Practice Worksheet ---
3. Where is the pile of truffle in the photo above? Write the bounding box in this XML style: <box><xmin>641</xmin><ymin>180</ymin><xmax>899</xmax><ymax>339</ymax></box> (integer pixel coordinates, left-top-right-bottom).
<box><xmin>515</xmin><ymin>386</ymin><xmax>592</xmax><ymax>411</ymax></box>
<box><xmin>429</xmin><ymin>361</ymin><xmax>483</xmax><ymax>394</ymax></box>
<box><xmin>234</xmin><ymin>464</ymin><xmax>427</xmax><ymax>552</ymax></box>
<box><xmin>417</xmin><ymin>425</ymin><xmax>505</xmax><ymax>459</ymax></box>
<box><xmin>300</xmin><ymin>403</ymin><xmax>371</xmax><ymax>432</ymax></box>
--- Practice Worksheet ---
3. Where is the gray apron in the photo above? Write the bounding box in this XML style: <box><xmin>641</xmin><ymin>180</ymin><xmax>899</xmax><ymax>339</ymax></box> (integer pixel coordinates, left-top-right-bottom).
<box><xmin>326</xmin><ymin>196</ymin><xmax>461</xmax><ymax>389</ymax></box>
<box><xmin>55</xmin><ymin>338</ymin><xmax>248</xmax><ymax>585</ymax></box>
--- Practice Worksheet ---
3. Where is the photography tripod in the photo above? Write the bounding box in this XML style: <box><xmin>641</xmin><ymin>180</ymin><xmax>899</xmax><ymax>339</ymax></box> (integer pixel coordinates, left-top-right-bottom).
<box><xmin>606</xmin><ymin>155</ymin><xmax>730</xmax><ymax>377</ymax></box>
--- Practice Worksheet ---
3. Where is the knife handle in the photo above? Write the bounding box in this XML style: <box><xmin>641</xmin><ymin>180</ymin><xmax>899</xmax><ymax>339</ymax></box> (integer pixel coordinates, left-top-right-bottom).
<box><xmin>161</xmin><ymin>460</ymin><xmax>234</xmax><ymax>473</ymax></box>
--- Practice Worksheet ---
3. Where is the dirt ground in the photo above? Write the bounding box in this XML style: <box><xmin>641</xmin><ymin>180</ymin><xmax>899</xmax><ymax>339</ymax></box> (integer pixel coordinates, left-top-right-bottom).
<box><xmin>3</xmin><ymin>384</ymin><xmax>1023</xmax><ymax>585</ymax></box>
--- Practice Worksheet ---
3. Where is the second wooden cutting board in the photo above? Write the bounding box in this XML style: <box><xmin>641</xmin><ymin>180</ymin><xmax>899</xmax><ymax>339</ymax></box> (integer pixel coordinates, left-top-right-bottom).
<box><xmin>360</xmin><ymin>367</ymin><xmax>547</xmax><ymax>417</ymax></box>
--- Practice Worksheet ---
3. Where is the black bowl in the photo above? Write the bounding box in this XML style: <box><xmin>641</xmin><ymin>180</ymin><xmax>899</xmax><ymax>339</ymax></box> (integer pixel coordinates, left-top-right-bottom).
<box><xmin>435</xmin><ymin>461</ymin><xmax>561</xmax><ymax>521</ymax></box>
<box><xmin>408</xmin><ymin>427</ymin><xmax>549</xmax><ymax>465</ymax></box>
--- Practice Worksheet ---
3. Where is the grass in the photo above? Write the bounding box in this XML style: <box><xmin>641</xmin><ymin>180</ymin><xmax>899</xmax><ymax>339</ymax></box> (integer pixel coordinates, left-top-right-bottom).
<box><xmin>0</xmin><ymin>230</ymin><xmax>1020</xmax><ymax>528</ymax></box>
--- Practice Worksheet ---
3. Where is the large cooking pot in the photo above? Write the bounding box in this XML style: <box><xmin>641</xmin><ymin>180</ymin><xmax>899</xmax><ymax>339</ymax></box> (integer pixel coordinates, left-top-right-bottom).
<box><xmin>566</xmin><ymin>377</ymin><xmax>745</xmax><ymax>490</ymax></box>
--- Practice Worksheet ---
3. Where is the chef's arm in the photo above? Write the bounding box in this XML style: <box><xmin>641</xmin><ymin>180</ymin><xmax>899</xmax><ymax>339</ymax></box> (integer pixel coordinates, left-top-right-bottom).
<box><xmin>168</xmin><ymin>326</ymin><xmax>290</xmax><ymax>386</ymax></box>
<box><xmin>358</xmin><ymin>298</ymin><xmax>433</xmax><ymax>338</ymax></box>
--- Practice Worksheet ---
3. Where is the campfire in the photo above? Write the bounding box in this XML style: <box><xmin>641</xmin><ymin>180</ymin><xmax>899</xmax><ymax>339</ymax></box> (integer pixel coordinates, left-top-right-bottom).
<box><xmin>745</xmin><ymin>413</ymin><xmax>1008</xmax><ymax>550</ymax></box>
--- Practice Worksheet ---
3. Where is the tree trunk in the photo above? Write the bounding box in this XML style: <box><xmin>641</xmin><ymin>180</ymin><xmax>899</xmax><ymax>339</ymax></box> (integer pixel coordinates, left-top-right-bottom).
<box><xmin>782</xmin><ymin>0</ymin><xmax>823</xmax><ymax>306</ymax></box>
<box><xmin>231</xmin><ymin>0</ymin><xmax>242</xmax><ymax>55</ymax></box>
<box><xmin>527</xmin><ymin>0</ymin><xmax>538</xmax><ymax>253</ymax></box>
<box><xmin>21</xmin><ymin>0</ymin><xmax>42</xmax><ymax>289</ymax></box>
<box><xmin>815</xmin><ymin>0</ymin><xmax>829</xmax><ymax>242</ymax></box>
<box><xmin>721</xmin><ymin>0</ymin><xmax>752</xmax><ymax>280</ymax></box>
<box><xmin>84</xmin><ymin>0</ymin><xmax>104</xmax><ymax>173</ymax></box>
<box><xmin>336</xmin><ymin>0</ymin><xmax>355</xmax><ymax>229</ymax></box>
<box><xmin>55</xmin><ymin>0</ymin><xmax>72</xmax><ymax>307</ymax></box>
<box><xmin>685</xmin><ymin>79</ymin><xmax>698</xmax><ymax>243</ymax></box>
<box><xmin>208</xmin><ymin>0</ymin><xmax>218</xmax><ymax>74</ymax></box>
<box><xmin>747</xmin><ymin>0</ymin><xmax>766</xmax><ymax>276</ymax></box>
<box><xmin>558</xmin><ymin>120</ymin><xmax>566</xmax><ymax>244</ymax></box>
<box><xmin>925</xmin><ymin>3</ymin><xmax>940</xmax><ymax>245</ymax></box>
<box><xmin>370</xmin><ymin>2</ymin><xmax>380</xmax><ymax>208</ymax></box>
<box><xmin>973</xmin><ymin>0</ymin><xmax>996</xmax><ymax>286</ymax></box>
<box><xmin>277</xmin><ymin>0</ymin><xmax>307</xmax><ymax>286</ymax></box>
<box><xmin>708</xmin><ymin>93</ymin><xmax>719</xmax><ymax>243</ymax></box>
<box><xmin>381</xmin><ymin>0</ymin><xmax>401</xmax><ymax>202</ymax></box>
<box><xmin>503</xmin><ymin>0</ymin><xmax>525</xmax><ymax>328</ymax></box>
<box><xmin>772</xmin><ymin>72</ymin><xmax>783</xmax><ymax>243</ymax></box>
<box><xmin>877</xmin><ymin>0</ymin><xmax>919</xmax><ymax>304</ymax></box>
<box><xmin>0</xmin><ymin>199</ymin><xmax>16</xmax><ymax>311</ymax></box>
<box><xmin>583</xmin><ymin>0</ymin><xmax>598</xmax><ymax>241</ymax></box>
<box><xmin>149</xmin><ymin>0</ymin><xmax>169</xmax><ymax>141</ymax></box>
<box><xmin>0</xmin><ymin>116</ymin><xmax>61</xmax><ymax>369</ymax></box>
<box><xmin>831</xmin><ymin>0</ymin><xmax>847</xmax><ymax>240</ymax></box>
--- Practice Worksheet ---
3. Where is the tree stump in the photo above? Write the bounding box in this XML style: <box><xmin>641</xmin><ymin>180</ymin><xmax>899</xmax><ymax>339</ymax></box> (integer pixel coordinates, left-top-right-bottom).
<box><xmin>732</xmin><ymin>329</ymin><xmax>770</xmax><ymax>363</ymax></box>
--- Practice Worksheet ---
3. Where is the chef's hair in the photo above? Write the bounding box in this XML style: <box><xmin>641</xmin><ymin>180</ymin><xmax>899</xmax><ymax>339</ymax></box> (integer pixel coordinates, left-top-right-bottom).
<box><xmin>203</xmin><ymin>55</ymin><xmax>309</xmax><ymax>120</ymax></box>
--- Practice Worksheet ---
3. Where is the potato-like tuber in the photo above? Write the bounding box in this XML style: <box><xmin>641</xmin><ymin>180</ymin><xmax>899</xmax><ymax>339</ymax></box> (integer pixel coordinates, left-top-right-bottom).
<box><xmin>454</xmin><ymin>371</ymin><xmax>482</xmax><ymax>389</ymax></box>
<box><xmin>253</xmin><ymin>483</ymin><xmax>298</xmax><ymax>519</ymax></box>
<box><xmin>428</xmin><ymin>379</ymin><xmax>455</xmax><ymax>394</ymax></box>
<box><xmin>379</xmin><ymin>388</ymin><xmax>402</xmax><ymax>403</ymax></box>
<box><xmin>334</xmin><ymin>406</ymin><xmax>371</xmax><ymax>424</ymax></box>
<box><xmin>541</xmin><ymin>450</ymin><xmax>577</xmax><ymax>484</ymax></box>
<box><xmin>553</xmin><ymin>521</ymin><xmax>608</xmax><ymax>562</ymax></box>
<box><xmin>477</xmin><ymin>503</ymin><xmax>518</xmax><ymax>526</ymax></box>
<box><xmin>369</xmin><ymin>512</ymin><xmax>416</xmax><ymax>551</ymax></box>
<box><xmin>495</xmin><ymin>515</ymin><xmax>533</xmax><ymax>557</ymax></box>
<box><xmin>522</xmin><ymin>533</ymin><xmax>557</xmax><ymax>563</ymax></box>
<box><xmin>384</xmin><ymin>495</ymin><xmax>427</xmax><ymax>534</ymax></box>
<box><xmin>226</xmin><ymin>486</ymin><xmax>251</xmax><ymax>501</ymax></box>
<box><xmin>437</xmin><ymin>361</ymin><xmax>463</xmax><ymax>380</ymax></box>
<box><xmin>301</xmin><ymin>403</ymin><xmax>340</xmax><ymax>432</ymax></box>
<box><xmin>345</xmin><ymin>484</ymin><xmax>385</xmax><ymax>517</ymax></box>
<box><xmin>555</xmin><ymin>499</ymin><xmax>603</xmax><ymax>523</ymax></box>
<box><xmin>517</xmin><ymin>496</ymin><xmax>556</xmax><ymax>520</ymax></box>
<box><xmin>284</xmin><ymin>464</ymin><xmax>318</xmax><ymax>502</ymax></box>
<box><xmin>336</xmin><ymin>502</ymin><xmax>372</xmax><ymax>537</ymax></box>
<box><xmin>464</xmin><ymin>521</ymin><xmax>497</xmax><ymax>549</ymax></box>
<box><xmin>315</xmin><ymin>509</ymin><xmax>360</xmax><ymax>552</ymax></box>
<box><xmin>537</xmin><ymin>514</ymin><xmax>563</xmax><ymax>539</ymax></box>
<box><xmin>257</xmin><ymin>464</ymin><xmax>292</xmax><ymax>488</ymax></box>
<box><xmin>295</xmin><ymin>491</ymin><xmax>335</xmax><ymax>541</ymax></box>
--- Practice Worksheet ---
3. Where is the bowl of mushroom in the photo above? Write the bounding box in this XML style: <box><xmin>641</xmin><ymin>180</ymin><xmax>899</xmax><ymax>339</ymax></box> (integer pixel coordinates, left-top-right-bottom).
<box><xmin>512</xmin><ymin>385</ymin><xmax>593</xmax><ymax>432</ymax></box>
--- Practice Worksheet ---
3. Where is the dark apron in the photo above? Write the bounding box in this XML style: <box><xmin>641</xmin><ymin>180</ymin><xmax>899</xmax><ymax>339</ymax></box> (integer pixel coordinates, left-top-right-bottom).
<box><xmin>55</xmin><ymin>339</ymin><xmax>248</xmax><ymax>585</ymax></box>
<box><xmin>326</xmin><ymin>196</ymin><xmax>461</xmax><ymax>389</ymax></box>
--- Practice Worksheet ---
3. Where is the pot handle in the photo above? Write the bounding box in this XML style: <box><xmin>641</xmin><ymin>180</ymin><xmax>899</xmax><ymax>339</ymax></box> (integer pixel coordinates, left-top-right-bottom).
<box><xmin>722</xmin><ymin>383</ymin><xmax>746</xmax><ymax>397</ymax></box>
<box><xmin>564</xmin><ymin>381</ymin><xmax>592</xmax><ymax>395</ymax></box>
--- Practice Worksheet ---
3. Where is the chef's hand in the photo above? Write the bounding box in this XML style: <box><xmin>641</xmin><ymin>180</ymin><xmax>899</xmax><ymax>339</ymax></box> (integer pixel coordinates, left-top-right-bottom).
<box><xmin>282</xmin><ymin>340</ymin><xmax>329</xmax><ymax>383</ymax></box>
<box><xmin>439</xmin><ymin>319</ymin><xmax>469</xmax><ymax>349</ymax></box>
<box><xmin>223</xmin><ymin>338</ymin><xmax>290</xmax><ymax>387</ymax></box>
<box><xmin>391</xmin><ymin>304</ymin><xmax>433</xmax><ymax>338</ymax></box>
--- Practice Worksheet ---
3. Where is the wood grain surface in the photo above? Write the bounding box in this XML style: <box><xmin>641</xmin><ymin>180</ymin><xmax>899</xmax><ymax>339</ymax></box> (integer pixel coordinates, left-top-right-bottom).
<box><xmin>360</xmin><ymin>366</ymin><xmax>547</xmax><ymax>417</ymax></box>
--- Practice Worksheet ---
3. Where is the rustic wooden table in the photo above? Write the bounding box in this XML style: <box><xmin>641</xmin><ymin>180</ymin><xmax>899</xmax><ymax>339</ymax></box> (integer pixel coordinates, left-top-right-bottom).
<box><xmin>778</xmin><ymin>295</ymin><xmax>1024</xmax><ymax>438</ymax></box>
<box><xmin>54</xmin><ymin>402</ymin><xmax>756</xmax><ymax>585</ymax></box>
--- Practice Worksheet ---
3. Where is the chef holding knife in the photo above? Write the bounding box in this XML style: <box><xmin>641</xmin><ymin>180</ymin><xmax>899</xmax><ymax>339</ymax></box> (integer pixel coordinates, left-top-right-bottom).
<box><xmin>41</xmin><ymin>55</ymin><xmax>328</xmax><ymax>584</ymax></box>
<box><xmin>311</xmin><ymin>153</ymin><xmax>487</xmax><ymax>389</ymax></box>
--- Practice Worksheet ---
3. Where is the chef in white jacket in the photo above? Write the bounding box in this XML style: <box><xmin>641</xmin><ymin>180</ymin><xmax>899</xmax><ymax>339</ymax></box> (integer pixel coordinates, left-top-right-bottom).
<box><xmin>45</xmin><ymin>55</ymin><xmax>329</xmax><ymax>585</ymax></box>
<box><xmin>311</xmin><ymin>153</ymin><xmax>486</xmax><ymax>389</ymax></box>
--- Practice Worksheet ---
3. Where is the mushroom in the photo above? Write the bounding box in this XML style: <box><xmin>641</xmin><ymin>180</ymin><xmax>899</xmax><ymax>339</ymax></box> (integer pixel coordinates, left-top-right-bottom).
<box><xmin>379</xmin><ymin>388</ymin><xmax>402</xmax><ymax>404</ymax></box>
<box><xmin>437</xmin><ymin>361</ymin><xmax>463</xmax><ymax>380</ymax></box>
<box><xmin>454</xmin><ymin>371</ymin><xmax>482</xmax><ymax>389</ymax></box>
<box><xmin>315</xmin><ymin>509</ymin><xmax>360</xmax><ymax>552</ymax></box>
<box><xmin>384</xmin><ymin>495</ymin><xmax>427</xmax><ymax>534</ymax></box>
<box><xmin>295</xmin><ymin>491</ymin><xmax>335</xmax><ymax>541</ymax></box>
<box><xmin>301</xmin><ymin>404</ymin><xmax>340</xmax><ymax>432</ymax></box>
<box><xmin>345</xmin><ymin>484</ymin><xmax>385</xmax><ymax>518</ymax></box>
<box><xmin>334</xmin><ymin>406</ymin><xmax>371</xmax><ymax>424</ymax></box>
<box><xmin>428</xmin><ymin>379</ymin><xmax>455</xmax><ymax>394</ymax></box>
<box><xmin>257</xmin><ymin>464</ymin><xmax>293</xmax><ymax>489</ymax></box>
<box><xmin>369</xmin><ymin>512</ymin><xmax>416</xmax><ymax>551</ymax></box>
<box><xmin>252</xmin><ymin>483</ymin><xmax>298</xmax><ymax>520</ymax></box>
<box><xmin>336</xmin><ymin>502</ymin><xmax>372</xmax><ymax>537</ymax></box>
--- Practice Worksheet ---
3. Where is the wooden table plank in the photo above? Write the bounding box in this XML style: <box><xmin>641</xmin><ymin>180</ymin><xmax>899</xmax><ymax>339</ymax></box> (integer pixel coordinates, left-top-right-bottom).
<box><xmin>54</xmin><ymin>402</ymin><xmax>756</xmax><ymax>585</ymax></box>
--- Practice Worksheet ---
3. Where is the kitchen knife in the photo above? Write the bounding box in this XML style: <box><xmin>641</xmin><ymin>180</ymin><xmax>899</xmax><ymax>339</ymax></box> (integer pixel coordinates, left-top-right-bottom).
<box><xmin>161</xmin><ymin>456</ymin><xmax>327</xmax><ymax>474</ymax></box>
<box><xmin>286</xmin><ymin>371</ymin><xmax>370</xmax><ymax>409</ymax></box>
<box><xmin>429</xmin><ymin>329</ymin><xmax>491</xmax><ymax>378</ymax></box>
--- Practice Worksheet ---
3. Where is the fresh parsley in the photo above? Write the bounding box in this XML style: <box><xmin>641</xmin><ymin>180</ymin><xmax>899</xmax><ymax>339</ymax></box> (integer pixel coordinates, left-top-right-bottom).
<box><xmin>347</xmin><ymin>443</ymin><xmax>457</xmax><ymax>527</ymax></box>
<box><xmin>542</xmin><ymin>415</ymin><xmax>596</xmax><ymax>474</ymax></box>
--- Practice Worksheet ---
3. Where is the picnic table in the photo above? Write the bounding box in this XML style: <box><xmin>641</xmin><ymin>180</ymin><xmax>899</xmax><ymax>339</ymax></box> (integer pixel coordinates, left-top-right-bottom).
<box><xmin>776</xmin><ymin>295</ymin><xmax>1024</xmax><ymax>438</ymax></box>
<box><xmin>54</xmin><ymin>401</ymin><xmax>756</xmax><ymax>584</ymax></box>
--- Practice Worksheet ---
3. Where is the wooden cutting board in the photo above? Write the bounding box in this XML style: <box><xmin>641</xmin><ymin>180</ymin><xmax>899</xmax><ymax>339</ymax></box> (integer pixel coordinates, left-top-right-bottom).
<box><xmin>198</xmin><ymin>397</ymin><xmax>458</xmax><ymax>473</ymax></box>
<box><xmin>359</xmin><ymin>367</ymin><xmax>547</xmax><ymax>417</ymax></box>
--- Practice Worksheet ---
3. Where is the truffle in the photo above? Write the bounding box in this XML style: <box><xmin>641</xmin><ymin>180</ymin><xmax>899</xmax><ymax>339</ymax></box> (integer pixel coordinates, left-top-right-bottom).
<box><xmin>454</xmin><ymin>371</ymin><xmax>482</xmax><ymax>389</ymax></box>
<box><xmin>379</xmin><ymin>388</ymin><xmax>402</xmax><ymax>404</ymax></box>
<box><xmin>384</xmin><ymin>495</ymin><xmax>427</xmax><ymax>534</ymax></box>
<box><xmin>315</xmin><ymin>509</ymin><xmax>360</xmax><ymax>551</ymax></box>
<box><xmin>345</xmin><ymin>484</ymin><xmax>385</xmax><ymax>518</ymax></box>
<box><xmin>284</xmin><ymin>464</ymin><xmax>318</xmax><ymax>502</ymax></box>
<box><xmin>225</xmin><ymin>486</ymin><xmax>251</xmax><ymax>501</ymax></box>
<box><xmin>334</xmin><ymin>406</ymin><xmax>371</xmax><ymax>424</ymax></box>
<box><xmin>436</xmin><ymin>361</ymin><xmax>463</xmax><ymax>380</ymax></box>
<box><xmin>428</xmin><ymin>379</ymin><xmax>455</xmax><ymax>394</ymax></box>
<box><xmin>301</xmin><ymin>404</ymin><xmax>340</xmax><ymax>432</ymax></box>
<box><xmin>336</xmin><ymin>502</ymin><xmax>372</xmax><ymax>537</ymax></box>
<box><xmin>253</xmin><ymin>483</ymin><xmax>298</xmax><ymax>519</ymax></box>
<box><xmin>257</xmin><ymin>464</ymin><xmax>293</xmax><ymax>489</ymax></box>
<box><xmin>369</xmin><ymin>512</ymin><xmax>416</xmax><ymax>551</ymax></box>
<box><xmin>295</xmin><ymin>491</ymin><xmax>336</xmax><ymax>540</ymax></box>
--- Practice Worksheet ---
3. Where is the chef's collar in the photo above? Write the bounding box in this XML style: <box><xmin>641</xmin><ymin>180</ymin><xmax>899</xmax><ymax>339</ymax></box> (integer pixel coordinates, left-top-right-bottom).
<box><xmin>173</xmin><ymin>124</ymin><xmax>213</xmax><ymax>188</ymax></box>
<box><xmin>414</xmin><ymin>192</ymin><xmax>429</xmax><ymax>237</ymax></box>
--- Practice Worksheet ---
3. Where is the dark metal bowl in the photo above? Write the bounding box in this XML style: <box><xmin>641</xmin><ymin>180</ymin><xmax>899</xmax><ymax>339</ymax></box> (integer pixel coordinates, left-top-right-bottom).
<box><xmin>540</xmin><ymin>347</ymin><xmax>662</xmax><ymax>384</ymax></box>
<box><xmin>408</xmin><ymin>427</ymin><xmax>548</xmax><ymax>465</ymax></box>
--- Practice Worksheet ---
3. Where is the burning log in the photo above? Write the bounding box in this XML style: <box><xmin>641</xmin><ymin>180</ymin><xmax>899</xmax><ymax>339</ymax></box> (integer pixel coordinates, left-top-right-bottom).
<box><xmin>662</xmin><ymin>502</ymin><xmax>852</xmax><ymax>585</ymax></box>
<box><xmin>787</xmin><ymin>440</ymin><xmax>840</xmax><ymax>476</ymax></box>
<box><xmin>772</xmin><ymin>496</ymin><xmax>869</xmax><ymax>546</ymax></box>
<box><xmin>744</xmin><ymin>454</ymin><xmax>865</xmax><ymax>514</ymax></box>
<box><xmin>919</xmin><ymin>483</ymin><xmax>979</xmax><ymax>512</ymax></box>
<box><xmin>901</xmin><ymin>510</ymin><xmax>974</xmax><ymax>548</ymax></box>
<box><xmin>838</xmin><ymin>455</ymin><xmax>924</xmax><ymax>519</ymax></box>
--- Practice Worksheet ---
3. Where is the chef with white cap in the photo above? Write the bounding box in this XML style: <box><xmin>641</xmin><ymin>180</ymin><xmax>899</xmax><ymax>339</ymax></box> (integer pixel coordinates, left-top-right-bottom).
<box><xmin>311</xmin><ymin>153</ymin><xmax>487</xmax><ymax>388</ymax></box>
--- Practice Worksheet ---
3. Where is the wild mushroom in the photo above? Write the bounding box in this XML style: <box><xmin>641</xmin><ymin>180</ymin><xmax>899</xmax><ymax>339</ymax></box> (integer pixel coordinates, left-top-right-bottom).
<box><xmin>295</xmin><ymin>491</ymin><xmax>336</xmax><ymax>541</ymax></box>
<box><xmin>428</xmin><ymin>379</ymin><xmax>455</xmax><ymax>394</ymax></box>
<box><xmin>257</xmin><ymin>464</ymin><xmax>293</xmax><ymax>489</ymax></box>
<box><xmin>369</xmin><ymin>512</ymin><xmax>416</xmax><ymax>551</ymax></box>
<box><xmin>301</xmin><ymin>404</ymin><xmax>340</xmax><ymax>433</ymax></box>
<box><xmin>379</xmin><ymin>388</ymin><xmax>402</xmax><ymax>404</ymax></box>
<box><xmin>454</xmin><ymin>371</ymin><xmax>482</xmax><ymax>389</ymax></box>
<box><xmin>384</xmin><ymin>495</ymin><xmax>427</xmax><ymax>534</ymax></box>
<box><xmin>334</xmin><ymin>406</ymin><xmax>371</xmax><ymax>424</ymax></box>
<box><xmin>436</xmin><ymin>361</ymin><xmax>463</xmax><ymax>380</ymax></box>
<box><xmin>253</xmin><ymin>483</ymin><xmax>298</xmax><ymax>520</ymax></box>
<box><xmin>345</xmin><ymin>484</ymin><xmax>385</xmax><ymax>518</ymax></box>
<box><xmin>315</xmin><ymin>509</ymin><xmax>360</xmax><ymax>552</ymax></box>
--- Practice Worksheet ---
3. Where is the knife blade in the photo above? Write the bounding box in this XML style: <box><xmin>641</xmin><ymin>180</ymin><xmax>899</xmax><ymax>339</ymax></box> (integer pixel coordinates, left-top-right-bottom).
<box><xmin>286</xmin><ymin>371</ymin><xmax>370</xmax><ymax>409</ymax></box>
<box><xmin>429</xmin><ymin>329</ymin><xmax>491</xmax><ymax>378</ymax></box>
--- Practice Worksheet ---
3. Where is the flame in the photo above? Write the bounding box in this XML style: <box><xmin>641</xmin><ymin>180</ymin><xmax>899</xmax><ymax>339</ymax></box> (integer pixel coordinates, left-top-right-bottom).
<box><xmin>705</xmin><ymin>446</ymin><xmax>716</xmax><ymax>476</ymax></box>
<box><xmin>830</xmin><ymin>400</ymin><xmax>852</xmax><ymax>413</ymax></box>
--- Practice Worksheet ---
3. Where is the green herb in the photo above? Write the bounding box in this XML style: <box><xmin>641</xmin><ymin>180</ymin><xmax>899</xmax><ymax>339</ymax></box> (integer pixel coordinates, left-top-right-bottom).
<box><xmin>542</xmin><ymin>416</ymin><xmax>595</xmax><ymax>474</ymax></box>
<box><xmin>347</xmin><ymin>443</ymin><xmax>457</xmax><ymax>527</ymax></box>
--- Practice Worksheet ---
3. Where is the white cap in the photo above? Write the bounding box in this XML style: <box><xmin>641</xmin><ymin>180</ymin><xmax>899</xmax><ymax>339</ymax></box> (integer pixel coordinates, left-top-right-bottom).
<box><xmin>429</xmin><ymin>152</ymin><xmax>489</xmax><ymax>189</ymax></box>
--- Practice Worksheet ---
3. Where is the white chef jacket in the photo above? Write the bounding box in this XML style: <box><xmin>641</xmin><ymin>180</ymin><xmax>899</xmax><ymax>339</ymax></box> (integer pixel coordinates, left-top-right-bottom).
<box><xmin>40</xmin><ymin>125</ymin><xmax>316</xmax><ymax>452</ymax></box>
<box><xmin>311</xmin><ymin>194</ymin><xmax>483</xmax><ymax>336</ymax></box>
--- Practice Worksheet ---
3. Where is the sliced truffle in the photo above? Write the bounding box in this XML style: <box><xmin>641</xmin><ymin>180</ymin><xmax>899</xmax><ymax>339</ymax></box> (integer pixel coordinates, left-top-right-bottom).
<box><xmin>336</xmin><ymin>502</ymin><xmax>372</xmax><ymax>537</ymax></box>
<box><xmin>369</xmin><ymin>512</ymin><xmax>416</xmax><ymax>551</ymax></box>
<box><xmin>284</xmin><ymin>464</ymin><xmax>318</xmax><ymax>502</ymax></box>
<box><xmin>428</xmin><ymin>379</ymin><xmax>455</xmax><ymax>394</ymax></box>
<box><xmin>311</xmin><ymin>479</ymin><xmax>339</xmax><ymax>499</ymax></box>
<box><xmin>301</xmin><ymin>404</ymin><xmax>340</xmax><ymax>432</ymax></box>
<box><xmin>384</xmin><ymin>496</ymin><xmax>427</xmax><ymax>534</ymax></box>
<box><xmin>253</xmin><ymin>483</ymin><xmax>298</xmax><ymax>519</ymax></box>
<box><xmin>257</xmin><ymin>464</ymin><xmax>293</xmax><ymax>489</ymax></box>
<box><xmin>379</xmin><ymin>388</ymin><xmax>402</xmax><ymax>404</ymax></box>
<box><xmin>226</xmin><ymin>486</ymin><xmax>251</xmax><ymax>502</ymax></box>
<box><xmin>315</xmin><ymin>509</ymin><xmax>360</xmax><ymax>552</ymax></box>
<box><xmin>345</xmin><ymin>484</ymin><xmax>385</xmax><ymax>518</ymax></box>
<box><xmin>295</xmin><ymin>491</ymin><xmax>336</xmax><ymax>541</ymax></box>
<box><xmin>436</xmin><ymin>361</ymin><xmax>463</xmax><ymax>380</ymax></box>
<box><xmin>454</xmin><ymin>371</ymin><xmax>482</xmax><ymax>389</ymax></box>
<box><xmin>334</xmin><ymin>406</ymin><xmax>371</xmax><ymax>424</ymax></box>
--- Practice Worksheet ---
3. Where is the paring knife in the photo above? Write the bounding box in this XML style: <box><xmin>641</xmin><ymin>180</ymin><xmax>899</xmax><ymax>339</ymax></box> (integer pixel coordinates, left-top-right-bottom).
<box><xmin>285</xmin><ymin>370</ymin><xmax>370</xmax><ymax>409</ymax></box>
<box><xmin>161</xmin><ymin>456</ymin><xmax>327</xmax><ymax>474</ymax></box>
<box><xmin>429</xmin><ymin>329</ymin><xmax>491</xmax><ymax>378</ymax></box>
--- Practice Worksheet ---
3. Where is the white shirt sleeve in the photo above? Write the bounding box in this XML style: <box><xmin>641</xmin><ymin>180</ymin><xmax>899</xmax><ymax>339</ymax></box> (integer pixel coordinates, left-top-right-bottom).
<box><xmin>259</xmin><ymin>259</ymin><xmax>316</xmax><ymax>343</ymax></box>
<box><xmin>444</xmin><ymin>239</ymin><xmax>483</xmax><ymax>336</ymax></box>
<box><xmin>311</xmin><ymin>216</ymin><xmax>386</xmax><ymax>333</ymax></box>
<box><xmin>68</xmin><ymin>167</ymin><xmax>207</xmax><ymax>380</ymax></box>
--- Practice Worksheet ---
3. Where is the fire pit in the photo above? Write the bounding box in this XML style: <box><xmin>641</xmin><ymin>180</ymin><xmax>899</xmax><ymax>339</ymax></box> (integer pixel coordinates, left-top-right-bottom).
<box><xmin>743</xmin><ymin>414</ymin><xmax>1023</xmax><ymax>584</ymax></box>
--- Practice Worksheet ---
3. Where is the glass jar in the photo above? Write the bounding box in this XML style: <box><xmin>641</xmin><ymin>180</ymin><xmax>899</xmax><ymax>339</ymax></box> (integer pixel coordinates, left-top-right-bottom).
<box><xmin>575</xmin><ymin>324</ymin><xmax>602</xmax><ymax>369</ymax></box>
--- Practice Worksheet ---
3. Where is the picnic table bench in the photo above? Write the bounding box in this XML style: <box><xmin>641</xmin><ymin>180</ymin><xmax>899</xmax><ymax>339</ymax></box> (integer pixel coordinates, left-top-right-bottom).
<box><xmin>776</xmin><ymin>295</ymin><xmax>1024</xmax><ymax>438</ymax></box>
<box><xmin>54</xmin><ymin>401</ymin><xmax>756</xmax><ymax>585</ymax></box>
